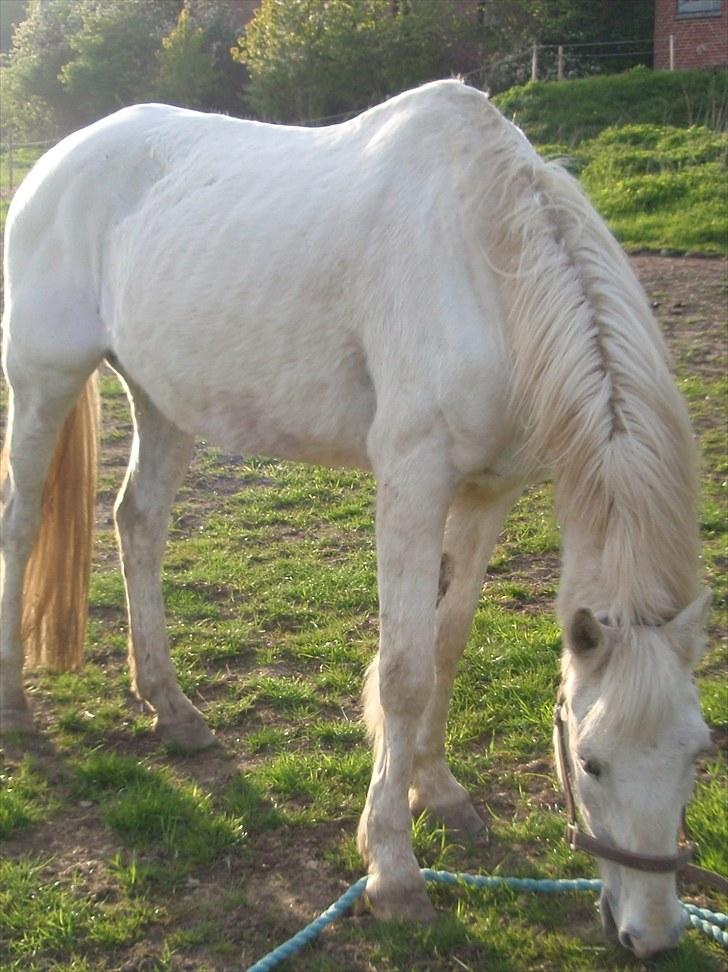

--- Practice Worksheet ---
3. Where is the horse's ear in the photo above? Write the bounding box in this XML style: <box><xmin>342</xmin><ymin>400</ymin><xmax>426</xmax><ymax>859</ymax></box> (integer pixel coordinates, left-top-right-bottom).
<box><xmin>665</xmin><ymin>588</ymin><xmax>712</xmax><ymax>666</ymax></box>
<box><xmin>568</xmin><ymin>608</ymin><xmax>610</xmax><ymax>659</ymax></box>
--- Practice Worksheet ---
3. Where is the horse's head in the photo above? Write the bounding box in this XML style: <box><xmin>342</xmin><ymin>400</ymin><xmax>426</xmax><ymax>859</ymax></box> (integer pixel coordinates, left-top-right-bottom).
<box><xmin>555</xmin><ymin>590</ymin><xmax>713</xmax><ymax>959</ymax></box>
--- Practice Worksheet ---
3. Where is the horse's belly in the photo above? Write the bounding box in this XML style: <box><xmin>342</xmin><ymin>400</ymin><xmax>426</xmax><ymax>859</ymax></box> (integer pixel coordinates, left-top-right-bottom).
<box><xmin>196</xmin><ymin>377</ymin><xmax>374</xmax><ymax>468</ymax></box>
<box><xmin>115</xmin><ymin>329</ymin><xmax>376</xmax><ymax>469</ymax></box>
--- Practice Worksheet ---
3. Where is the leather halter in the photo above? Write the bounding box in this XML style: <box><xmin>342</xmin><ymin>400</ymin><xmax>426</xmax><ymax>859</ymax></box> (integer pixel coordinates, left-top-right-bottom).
<box><xmin>553</xmin><ymin>700</ymin><xmax>728</xmax><ymax>894</ymax></box>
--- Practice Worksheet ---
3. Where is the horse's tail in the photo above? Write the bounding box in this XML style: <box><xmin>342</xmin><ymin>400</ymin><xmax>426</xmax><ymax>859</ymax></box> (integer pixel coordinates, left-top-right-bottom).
<box><xmin>362</xmin><ymin>655</ymin><xmax>384</xmax><ymax>760</ymax></box>
<box><xmin>7</xmin><ymin>376</ymin><xmax>101</xmax><ymax>671</ymax></box>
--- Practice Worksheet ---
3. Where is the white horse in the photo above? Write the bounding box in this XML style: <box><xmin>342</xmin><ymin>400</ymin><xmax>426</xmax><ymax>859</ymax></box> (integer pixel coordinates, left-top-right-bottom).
<box><xmin>0</xmin><ymin>81</ymin><xmax>714</xmax><ymax>958</ymax></box>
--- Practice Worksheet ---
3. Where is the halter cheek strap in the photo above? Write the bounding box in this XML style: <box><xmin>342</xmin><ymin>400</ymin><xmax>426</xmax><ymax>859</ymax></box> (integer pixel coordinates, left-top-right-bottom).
<box><xmin>553</xmin><ymin>701</ymin><xmax>728</xmax><ymax>895</ymax></box>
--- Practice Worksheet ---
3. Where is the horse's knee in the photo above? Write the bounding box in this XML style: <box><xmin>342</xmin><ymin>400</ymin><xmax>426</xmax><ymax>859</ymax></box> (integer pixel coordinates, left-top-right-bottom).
<box><xmin>378</xmin><ymin>651</ymin><xmax>434</xmax><ymax>721</ymax></box>
<box><xmin>114</xmin><ymin>483</ymin><xmax>142</xmax><ymax>535</ymax></box>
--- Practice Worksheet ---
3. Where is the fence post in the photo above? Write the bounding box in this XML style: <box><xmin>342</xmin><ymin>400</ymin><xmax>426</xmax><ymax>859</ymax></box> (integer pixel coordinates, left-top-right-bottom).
<box><xmin>531</xmin><ymin>43</ymin><xmax>539</xmax><ymax>82</ymax></box>
<box><xmin>557</xmin><ymin>45</ymin><xmax>565</xmax><ymax>80</ymax></box>
<box><xmin>669</xmin><ymin>34</ymin><xmax>675</xmax><ymax>70</ymax></box>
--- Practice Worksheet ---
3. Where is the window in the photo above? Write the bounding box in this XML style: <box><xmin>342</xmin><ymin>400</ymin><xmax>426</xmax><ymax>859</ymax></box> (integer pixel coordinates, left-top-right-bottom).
<box><xmin>677</xmin><ymin>0</ymin><xmax>722</xmax><ymax>17</ymax></box>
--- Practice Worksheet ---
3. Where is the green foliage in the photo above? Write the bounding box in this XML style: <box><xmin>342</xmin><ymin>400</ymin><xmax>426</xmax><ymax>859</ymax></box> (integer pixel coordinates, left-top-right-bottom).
<box><xmin>491</xmin><ymin>70</ymin><xmax>728</xmax><ymax>254</ymax></box>
<box><xmin>59</xmin><ymin>0</ymin><xmax>179</xmax><ymax>124</ymax></box>
<box><xmin>480</xmin><ymin>0</ymin><xmax>655</xmax><ymax>91</ymax></box>
<box><xmin>1</xmin><ymin>0</ymin><xmax>246</xmax><ymax>139</ymax></box>
<box><xmin>155</xmin><ymin>7</ymin><xmax>224</xmax><ymax>110</ymax></box>
<box><xmin>0</xmin><ymin>0</ymin><xmax>28</xmax><ymax>55</ymax></box>
<box><xmin>518</xmin><ymin>0</ymin><xmax>654</xmax><ymax>46</ymax></box>
<box><xmin>0</xmin><ymin>0</ymin><xmax>86</xmax><ymax>137</ymax></box>
<box><xmin>234</xmin><ymin>0</ymin><xmax>474</xmax><ymax>122</ymax></box>
<box><xmin>493</xmin><ymin>66</ymin><xmax>728</xmax><ymax>144</ymax></box>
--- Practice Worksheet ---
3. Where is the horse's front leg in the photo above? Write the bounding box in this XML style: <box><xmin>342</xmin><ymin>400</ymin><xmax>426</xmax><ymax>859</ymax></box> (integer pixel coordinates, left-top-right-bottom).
<box><xmin>408</xmin><ymin>486</ymin><xmax>519</xmax><ymax>834</ymax></box>
<box><xmin>357</xmin><ymin>440</ymin><xmax>454</xmax><ymax>921</ymax></box>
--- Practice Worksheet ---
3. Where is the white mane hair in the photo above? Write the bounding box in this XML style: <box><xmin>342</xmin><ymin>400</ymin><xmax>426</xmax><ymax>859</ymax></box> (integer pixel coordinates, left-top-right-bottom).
<box><xmin>456</xmin><ymin>88</ymin><xmax>700</xmax><ymax>626</ymax></box>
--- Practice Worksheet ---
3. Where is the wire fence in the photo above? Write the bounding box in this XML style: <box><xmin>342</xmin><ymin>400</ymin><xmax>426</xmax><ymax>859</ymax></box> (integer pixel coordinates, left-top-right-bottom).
<box><xmin>0</xmin><ymin>137</ymin><xmax>55</xmax><ymax>196</ymax></box>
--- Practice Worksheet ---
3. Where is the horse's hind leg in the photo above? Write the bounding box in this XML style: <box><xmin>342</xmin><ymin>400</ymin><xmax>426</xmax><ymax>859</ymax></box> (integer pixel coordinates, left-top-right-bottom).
<box><xmin>362</xmin><ymin>485</ymin><xmax>518</xmax><ymax>835</ymax></box>
<box><xmin>114</xmin><ymin>378</ymin><xmax>214</xmax><ymax>749</ymax></box>
<box><xmin>410</xmin><ymin>486</ymin><xmax>519</xmax><ymax>832</ymax></box>
<box><xmin>1</xmin><ymin>371</ymin><xmax>96</xmax><ymax>731</ymax></box>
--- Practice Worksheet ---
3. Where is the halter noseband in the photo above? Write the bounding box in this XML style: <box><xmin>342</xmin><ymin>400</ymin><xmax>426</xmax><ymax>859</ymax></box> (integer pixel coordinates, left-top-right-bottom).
<box><xmin>553</xmin><ymin>699</ymin><xmax>728</xmax><ymax>893</ymax></box>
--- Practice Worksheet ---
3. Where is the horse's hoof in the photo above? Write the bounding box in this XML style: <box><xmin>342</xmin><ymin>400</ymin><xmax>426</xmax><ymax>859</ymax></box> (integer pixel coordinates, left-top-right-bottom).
<box><xmin>0</xmin><ymin>706</ymin><xmax>36</xmax><ymax>735</ymax></box>
<box><xmin>154</xmin><ymin>716</ymin><xmax>216</xmax><ymax>751</ymax></box>
<box><xmin>436</xmin><ymin>800</ymin><xmax>487</xmax><ymax>837</ymax></box>
<box><xmin>366</xmin><ymin>876</ymin><xmax>436</xmax><ymax>923</ymax></box>
<box><xmin>411</xmin><ymin>797</ymin><xmax>487</xmax><ymax>838</ymax></box>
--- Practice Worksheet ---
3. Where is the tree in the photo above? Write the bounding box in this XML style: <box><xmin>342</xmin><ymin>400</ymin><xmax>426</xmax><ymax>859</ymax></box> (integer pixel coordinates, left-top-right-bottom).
<box><xmin>234</xmin><ymin>0</ymin><xmax>476</xmax><ymax>123</ymax></box>
<box><xmin>522</xmin><ymin>0</ymin><xmax>653</xmax><ymax>47</ymax></box>
<box><xmin>2</xmin><ymin>0</ymin><xmax>251</xmax><ymax>139</ymax></box>
<box><xmin>184</xmin><ymin>0</ymin><xmax>252</xmax><ymax>116</ymax></box>
<box><xmin>59</xmin><ymin>0</ymin><xmax>180</xmax><ymax>125</ymax></box>
<box><xmin>156</xmin><ymin>5</ymin><xmax>221</xmax><ymax>109</ymax></box>
<box><xmin>0</xmin><ymin>0</ymin><xmax>29</xmax><ymax>55</ymax></box>
<box><xmin>479</xmin><ymin>0</ymin><xmax>655</xmax><ymax>90</ymax></box>
<box><xmin>1</xmin><ymin>0</ymin><xmax>88</xmax><ymax>137</ymax></box>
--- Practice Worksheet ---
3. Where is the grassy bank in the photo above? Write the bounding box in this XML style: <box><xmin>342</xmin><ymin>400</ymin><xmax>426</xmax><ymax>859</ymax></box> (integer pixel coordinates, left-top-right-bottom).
<box><xmin>493</xmin><ymin>66</ymin><xmax>728</xmax><ymax>144</ymax></box>
<box><xmin>546</xmin><ymin>123</ymin><xmax>728</xmax><ymax>254</ymax></box>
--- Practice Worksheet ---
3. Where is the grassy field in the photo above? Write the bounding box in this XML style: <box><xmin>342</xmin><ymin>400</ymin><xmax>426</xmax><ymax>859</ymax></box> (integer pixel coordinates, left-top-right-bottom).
<box><xmin>1</xmin><ymin>70</ymin><xmax>727</xmax><ymax>972</ymax></box>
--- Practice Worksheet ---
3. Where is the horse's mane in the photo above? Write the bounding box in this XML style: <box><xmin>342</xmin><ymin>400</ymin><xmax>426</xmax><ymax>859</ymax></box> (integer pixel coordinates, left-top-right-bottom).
<box><xmin>473</xmin><ymin>99</ymin><xmax>700</xmax><ymax>625</ymax></box>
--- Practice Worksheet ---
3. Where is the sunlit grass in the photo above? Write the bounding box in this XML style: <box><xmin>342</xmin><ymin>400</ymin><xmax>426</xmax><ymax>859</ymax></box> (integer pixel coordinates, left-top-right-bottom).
<box><xmin>0</xmin><ymin>758</ymin><xmax>57</xmax><ymax>839</ymax></box>
<box><xmin>0</xmin><ymin>857</ymin><xmax>159</xmax><ymax>969</ymax></box>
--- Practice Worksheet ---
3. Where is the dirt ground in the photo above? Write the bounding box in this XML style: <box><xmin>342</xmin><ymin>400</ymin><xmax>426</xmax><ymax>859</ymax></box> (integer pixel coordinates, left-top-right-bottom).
<box><xmin>1</xmin><ymin>254</ymin><xmax>726</xmax><ymax>971</ymax></box>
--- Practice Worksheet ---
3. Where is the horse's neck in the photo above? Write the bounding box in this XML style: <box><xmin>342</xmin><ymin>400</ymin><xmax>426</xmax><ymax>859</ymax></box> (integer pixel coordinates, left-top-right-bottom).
<box><xmin>557</xmin><ymin>525</ymin><xmax>623</xmax><ymax>623</ymax></box>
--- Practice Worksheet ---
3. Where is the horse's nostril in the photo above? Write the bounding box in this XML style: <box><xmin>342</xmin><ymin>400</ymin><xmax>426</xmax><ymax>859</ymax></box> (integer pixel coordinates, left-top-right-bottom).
<box><xmin>619</xmin><ymin>930</ymin><xmax>635</xmax><ymax>952</ymax></box>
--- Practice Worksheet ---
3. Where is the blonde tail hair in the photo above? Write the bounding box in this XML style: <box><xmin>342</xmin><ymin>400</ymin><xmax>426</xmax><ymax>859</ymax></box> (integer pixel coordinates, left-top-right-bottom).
<box><xmin>11</xmin><ymin>376</ymin><xmax>100</xmax><ymax>671</ymax></box>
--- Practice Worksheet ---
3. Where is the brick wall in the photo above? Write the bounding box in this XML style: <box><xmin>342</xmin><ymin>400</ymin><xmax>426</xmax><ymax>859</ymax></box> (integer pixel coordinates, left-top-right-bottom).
<box><xmin>654</xmin><ymin>0</ymin><xmax>728</xmax><ymax>69</ymax></box>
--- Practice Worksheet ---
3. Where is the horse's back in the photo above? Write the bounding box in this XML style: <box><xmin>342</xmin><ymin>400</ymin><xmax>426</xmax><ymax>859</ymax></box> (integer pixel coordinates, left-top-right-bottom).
<box><xmin>4</xmin><ymin>83</ymin><xmax>518</xmax><ymax>476</ymax></box>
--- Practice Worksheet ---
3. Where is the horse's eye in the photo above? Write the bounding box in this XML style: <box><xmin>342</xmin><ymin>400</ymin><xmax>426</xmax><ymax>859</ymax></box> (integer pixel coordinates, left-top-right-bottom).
<box><xmin>581</xmin><ymin>758</ymin><xmax>602</xmax><ymax>779</ymax></box>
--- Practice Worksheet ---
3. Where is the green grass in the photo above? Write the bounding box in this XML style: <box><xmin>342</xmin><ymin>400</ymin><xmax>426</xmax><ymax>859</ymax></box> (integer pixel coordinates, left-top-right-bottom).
<box><xmin>575</xmin><ymin>124</ymin><xmax>728</xmax><ymax>254</ymax></box>
<box><xmin>493</xmin><ymin>65</ymin><xmax>728</xmax><ymax>144</ymax></box>
<box><xmin>71</xmin><ymin>752</ymin><xmax>244</xmax><ymax>867</ymax></box>
<box><xmin>0</xmin><ymin>858</ymin><xmax>159</xmax><ymax>971</ymax></box>
<box><xmin>0</xmin><ymin>757</ymin><xmax>57</xmax><ymax>839</ymax></box>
